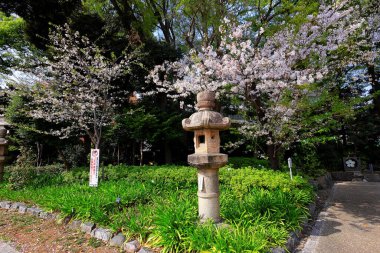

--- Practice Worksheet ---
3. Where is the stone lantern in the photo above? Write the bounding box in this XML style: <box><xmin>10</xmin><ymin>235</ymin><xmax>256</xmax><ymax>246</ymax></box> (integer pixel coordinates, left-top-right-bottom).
<box><xmin>0</xmin><ymin>115</ymin><xmax>9</xmax><ymax>182</ymax></box>
<box><xmin>182</xmin><ymin>91</ymin><xmax>230</xmax><ymax>223</ymax></box>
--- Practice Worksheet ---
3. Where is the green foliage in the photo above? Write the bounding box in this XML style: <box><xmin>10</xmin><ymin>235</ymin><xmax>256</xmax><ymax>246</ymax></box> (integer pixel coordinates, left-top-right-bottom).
<box><xmin>228</xmin><ymin>157</ymin><xmax>269</xmax><ymax>169</ymax></box>
<box><xmin>0</xmin><ymin>12</ymin><xmax>26</xmax><ymax>48</ymax></box>
<box><xmin>7</xmin><ymin>164</ymin><xmax>65</xmax><ymax>190</ymax></box>
<box><xmin>0</xmin><ymin>12</ymin><xmax>41</xmax><ymax>76</ymax></box>
<box><xmin>226</xmin><ymin>167</ymin><xmax>312</xmax><ymax>198</ymax></box>
<box><xmin>0</xmin><ymin>164</ymin><xmax>314</xmax><ymax>252</ymax></box>
<box><xmin>293</xmin><ymin>142</ymin><xmax>326</xmax><ymax>177</ymax></box>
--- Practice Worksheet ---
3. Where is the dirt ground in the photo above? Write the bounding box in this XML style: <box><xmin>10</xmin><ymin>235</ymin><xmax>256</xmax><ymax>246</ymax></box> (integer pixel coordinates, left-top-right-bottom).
<box><xmin>0</xmin><ymin>208</ymin><xmax>120</xmax><ymax>253</ymax></box>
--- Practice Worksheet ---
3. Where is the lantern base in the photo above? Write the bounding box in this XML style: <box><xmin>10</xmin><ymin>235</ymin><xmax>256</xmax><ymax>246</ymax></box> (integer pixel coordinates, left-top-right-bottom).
<box><xmin>188</xmin><ymin>153</ymin><xmax>228</xmax><ymax>169</ymax></box>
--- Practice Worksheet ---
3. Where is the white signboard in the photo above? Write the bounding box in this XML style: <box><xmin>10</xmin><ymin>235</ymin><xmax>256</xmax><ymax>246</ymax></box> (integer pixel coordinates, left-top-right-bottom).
<box><xmin>288</xmin><ymin>157</ymin><xmax>293</xmax><ymax>180</ymax></box>
<box><xmin>89</xmin><ymin>149</ymin><xmax>100</xmax><ymax>187</ymax></box>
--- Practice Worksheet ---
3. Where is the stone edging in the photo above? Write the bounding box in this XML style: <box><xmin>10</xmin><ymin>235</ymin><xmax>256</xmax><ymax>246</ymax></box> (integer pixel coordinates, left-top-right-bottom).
<box><xmin>2</xmin><ymin>173</ymin><xmax>333</xmax><ymax>253</ymax></box>
<box><xmin>269</xmin><ymin>202</ymin><xmax>317</xmax><ymax>253</ymax></box>
<box><xmin>270</xmin><ymin>173</ymin><xmax>334</xmax><ymax>253</ymax></box>
<box><xmin>0</xmin><ymin>201</ymin><xmax>153</xmax><ymax>253</ymax></box>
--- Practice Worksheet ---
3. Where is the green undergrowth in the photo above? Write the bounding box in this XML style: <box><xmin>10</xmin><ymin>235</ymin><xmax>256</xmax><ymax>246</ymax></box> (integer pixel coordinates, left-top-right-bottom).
<box><xmin>0</xmin><ymin>164</ymin><xmax>314</xmax><ymax>252</ymax></box>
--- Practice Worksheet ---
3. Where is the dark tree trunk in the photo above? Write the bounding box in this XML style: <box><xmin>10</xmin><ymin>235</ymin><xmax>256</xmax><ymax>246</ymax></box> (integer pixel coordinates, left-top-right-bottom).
<box><xmin>58</xmin><ymin>149</ymin><xmax>70</xmax><ymax>171</ymax></box>
<box><xmin>267</xmin><ymin>144</ymin><xmax>280</xmax><ymax>170</ymax></box>
<box><xmin>132</xmin><ymin>142</ymin><xmax>136</xmax><ymax>165</ymax></box>
<box><xmin>164</xmin><ymin>141</ymin><xmax>172</xmax><ymax>164</ymax></box>
<box><xmin>368</xmin><ymin>64</ymin><xmax>380</xmax><ymax>115</ymax></box>
<box><xmin>36</xmin><ymin>142</ymin><xmax>43</xmax><ymax>167</ymax></box>
<box><xmin>117</xmin><ymin>144</ymin><xmax>120</xmax><ymax>165</ymax></box>
<box><xmin>140</xmin><ymin>141</ymin><xmax>143</xmax><ymax>166</ymax></box>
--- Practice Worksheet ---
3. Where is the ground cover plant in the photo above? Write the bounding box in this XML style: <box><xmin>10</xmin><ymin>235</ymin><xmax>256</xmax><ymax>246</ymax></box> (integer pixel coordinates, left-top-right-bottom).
<box><xmin>0</xmin><ymin>164</ymin><xmax>314</xmax><ymax>252</ymax></box>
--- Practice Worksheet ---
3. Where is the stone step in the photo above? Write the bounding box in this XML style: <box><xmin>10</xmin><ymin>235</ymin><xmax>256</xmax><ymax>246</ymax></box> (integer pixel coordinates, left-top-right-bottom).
<box><xmin>364</xmin><ymin>174</ymin><xmax>380</xmax><ymax>182</ymax></box>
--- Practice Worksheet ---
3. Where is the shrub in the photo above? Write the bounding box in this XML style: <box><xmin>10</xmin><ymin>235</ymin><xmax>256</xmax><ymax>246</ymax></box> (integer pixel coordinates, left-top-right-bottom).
<box><xmin>227</xmin><ymin>167</ymin><xmax>312</xmax><ymax>198</ymax></box>
<box><xmin>7</xmin><ymin>164</ymin><xmax>65</xmax><ymax>190</ymax></box>
<box><xmin>0</xmin><ymin>164</ymin><xmax>315</xmax><ymax>252</ymax></box>
<box><xmin>228</xmin><ymin>157</ymin><xmax>269</xmax><ymax>169</ymax></box>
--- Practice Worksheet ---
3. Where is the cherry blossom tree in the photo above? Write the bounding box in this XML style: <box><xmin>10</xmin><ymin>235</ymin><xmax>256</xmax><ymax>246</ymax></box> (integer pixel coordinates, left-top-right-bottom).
<box><xmin>31</xmin><ymin>24</ymin><xmax>142</xmax><ymax>149</ymax></box>
<box><xmin>147</xmin><ymin>2</ymin><xmax>369</xmax><ymax>169</ymax></box>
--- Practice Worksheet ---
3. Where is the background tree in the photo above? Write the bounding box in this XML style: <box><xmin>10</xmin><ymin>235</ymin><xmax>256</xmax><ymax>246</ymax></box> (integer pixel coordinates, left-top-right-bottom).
<box><xmin>31</xmin><ymin>25</ymin><xmax>142</xmax><ymax>151</ymax></box>
<box><xmin>148</xmin><ymin>3</ymin><xmax>366</xmax><ymax>169</ymax></box>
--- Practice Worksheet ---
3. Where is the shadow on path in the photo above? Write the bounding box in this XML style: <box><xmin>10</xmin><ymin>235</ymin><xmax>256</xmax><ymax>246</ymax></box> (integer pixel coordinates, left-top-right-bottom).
<box><xmin>301</xmin><ymin>182</ymin><xmax>380</xmax><ymax>253</ymax></box>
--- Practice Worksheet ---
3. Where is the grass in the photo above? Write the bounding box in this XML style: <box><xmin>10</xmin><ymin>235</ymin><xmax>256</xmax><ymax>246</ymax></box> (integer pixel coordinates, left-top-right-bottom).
<box><xmin>0</xmin><ymin>164</ymin><xmax>315</xmax><ymax>252</ymax></box>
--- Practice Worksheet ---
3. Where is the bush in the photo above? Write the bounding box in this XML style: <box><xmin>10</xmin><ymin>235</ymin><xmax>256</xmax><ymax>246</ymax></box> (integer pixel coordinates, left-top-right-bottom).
<box><xmin>228</xmin><ymin>157</ymin><xmax>269</xmax><ymax>169</ymax></box>
<box><xmin>293</xmin><ymin>143</ymin><xmax>326</xmax><ymax>177</ymax></box>
<box><xmin>7</xmin><ymin>164</ymin><xmax>65</xmax><ymax>190</ymax></box>
<box><xmin>227</xmin><ymin>167</ymin><xmax>312</xmax><ymax>197</ymax></box>
<box><xmin>0</xmin><ymin>164</ymin><xmax>315</xmax><ymax>252</ymax></box>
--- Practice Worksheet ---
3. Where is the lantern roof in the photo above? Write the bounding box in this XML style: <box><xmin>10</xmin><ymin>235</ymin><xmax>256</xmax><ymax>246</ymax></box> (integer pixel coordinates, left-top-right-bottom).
<box><xmin>182</xmin><ymin>91</ymin><xmax>230</xmax><ymax>131</ymax></box>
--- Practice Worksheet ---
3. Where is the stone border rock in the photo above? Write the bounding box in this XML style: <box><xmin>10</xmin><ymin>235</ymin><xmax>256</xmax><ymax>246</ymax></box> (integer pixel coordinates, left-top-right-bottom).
<box><xmin>0</xmin><ymin>200</ymin><xmax>154</xmax><ymax>253</ymax></box>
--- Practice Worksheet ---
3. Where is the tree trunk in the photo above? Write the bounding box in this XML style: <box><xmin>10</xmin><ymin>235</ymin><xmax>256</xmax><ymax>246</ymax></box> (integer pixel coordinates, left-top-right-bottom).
<box><xmin>36</xmin><ymin>142</ymin><xmax>43</xmax><ymax>167</ymax></box>
<box><xmin>267</xmin><ymin>144</ymin><xmax>280</xmax><ymax>170</ymax></box>
<box><xmin>368</xmin><ymin>64</ymin><xmax>380</xmax><ymax>115</ymax></box>
<box><xmin>164</xmin><ymin>141</ymin><xmax>172</xmax><ymax>164</ymax></box>
<box><xmin>58</xmin><ymin>149</ymin><xmax>70</xmax><ymax>171</ymax></box>
<box><xmin>132</xmin><ymin>142</ymin><xmax>136</xmax><ymax>165</ymax></box>
<box><xmin>140</xmin><ymin>141</ymin><xmax>143</xmax><ymax>166</ymax></box>
<box><xmin>117</xmin><ymin>144</ymin><xmax>120</xmax><ymax>165</ymax></box>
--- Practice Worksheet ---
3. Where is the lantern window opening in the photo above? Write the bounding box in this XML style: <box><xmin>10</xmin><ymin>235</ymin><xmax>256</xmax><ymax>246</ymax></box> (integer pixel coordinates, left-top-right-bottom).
<box><xmin>198</xmin><ymin>135</ymin><xmax>205</xmax><ymax>144</ymax></box>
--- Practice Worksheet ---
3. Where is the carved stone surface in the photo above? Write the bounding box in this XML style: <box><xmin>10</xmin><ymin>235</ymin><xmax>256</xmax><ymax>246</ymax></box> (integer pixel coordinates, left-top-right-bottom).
<box><xmin>182</xmin><ymin>91</ymin><xmax>230</xmax><ymax>131</ymax></box>
<box><xmin>188</xmin><ymin>153</ymin><xmax>228</xmax><ymax>169</ymax></box>
<box><xmin>182</xmin><ymin>90</ymin><xmax>230</xmax><ymax>223</ymax></box>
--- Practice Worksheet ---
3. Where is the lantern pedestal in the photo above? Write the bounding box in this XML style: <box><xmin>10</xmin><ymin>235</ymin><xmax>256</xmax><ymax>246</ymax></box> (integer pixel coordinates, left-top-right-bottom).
<box><xmin>189</xmin><ymin>153</ymin><xmax>227</xmax><ymax>223</ymax></box>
